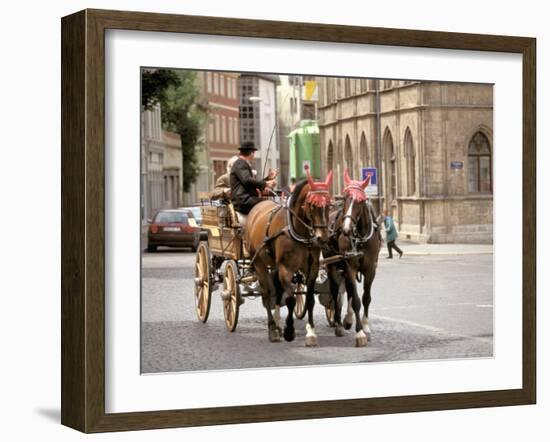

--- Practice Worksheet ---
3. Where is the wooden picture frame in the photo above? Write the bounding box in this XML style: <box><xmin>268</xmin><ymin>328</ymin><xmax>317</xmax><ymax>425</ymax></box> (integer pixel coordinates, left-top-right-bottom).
<box><xmin>61</xmin><ymin>9</ymin><xmax>536</xmax><ymax>433</ymax></box>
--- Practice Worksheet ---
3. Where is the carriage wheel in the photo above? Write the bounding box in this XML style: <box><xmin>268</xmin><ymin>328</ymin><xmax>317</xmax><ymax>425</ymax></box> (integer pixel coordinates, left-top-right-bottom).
<box><xmin>223</xmin><ymin>261</ymin><xmax>240</xmax><ymax>332</ymax></box>
<box><xmin>294</xmin><ymin>283</ymin><xmax>307</xmax><ymax>320</ymax></box>
<box><xmin>194</xmin><ymin>242</ymin><xmax>212</xmax><ymax>323</ymax></box>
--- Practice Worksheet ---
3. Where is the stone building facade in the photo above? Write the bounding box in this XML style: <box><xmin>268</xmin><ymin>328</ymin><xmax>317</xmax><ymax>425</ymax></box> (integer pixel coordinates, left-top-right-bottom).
<box><xmin>140</xmin><ymin>105</ymin><xmax>183</xmax><ymax>249</ymax></box>
<box><xmin>141</xmin><ymin>104</ymin><xmax>165</xmax><ymax>221</ymax></box>
<box><xmin>162</xmin><ymin>130</ymin><xmax>183</xmax><ymax>208</ymax></box>
<box><xmin>317</xmin><ymin>78</ymin><xmax>493</xmax><ymax>243</ymax></box>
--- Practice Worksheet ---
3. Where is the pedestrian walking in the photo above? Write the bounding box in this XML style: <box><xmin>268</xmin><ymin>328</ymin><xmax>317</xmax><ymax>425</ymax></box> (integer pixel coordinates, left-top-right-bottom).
<box><xmin>384</xmin><ymin>209</ymin><xmax>403</xmax><ymax>259</ymax></box>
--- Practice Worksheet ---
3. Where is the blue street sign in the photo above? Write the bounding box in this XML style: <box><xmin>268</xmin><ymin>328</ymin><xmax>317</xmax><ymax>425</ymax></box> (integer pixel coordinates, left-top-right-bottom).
<box><xmin>361</xmin><ymin>167</ymin><xmax>377</xmax><ymax>185</ymax></box>
<box><xmin>450</xmin><ymin>161</ymin><xmax>464</xmax><ymax>170</ymax></box>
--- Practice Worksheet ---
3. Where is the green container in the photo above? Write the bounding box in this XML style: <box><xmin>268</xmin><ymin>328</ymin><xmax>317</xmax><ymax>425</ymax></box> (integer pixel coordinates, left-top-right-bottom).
<box><xmin>288</xmin><ymin>120</ymin><xmax>321</xmax><ymax>181</ymax></box>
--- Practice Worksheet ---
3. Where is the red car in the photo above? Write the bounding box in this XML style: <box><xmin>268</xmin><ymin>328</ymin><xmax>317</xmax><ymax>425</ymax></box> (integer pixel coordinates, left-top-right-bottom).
<box><xmin>147</xmin><ymin>209</ymin><xmax>200</xmax><ymax>252</ymax></box>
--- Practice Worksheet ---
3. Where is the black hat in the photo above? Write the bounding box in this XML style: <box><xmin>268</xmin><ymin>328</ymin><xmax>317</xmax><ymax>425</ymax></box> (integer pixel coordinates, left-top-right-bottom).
<box><xmin>239</xmin><ymin>141</ymin><xmax>258</xmax><ymax>151</ymax></box>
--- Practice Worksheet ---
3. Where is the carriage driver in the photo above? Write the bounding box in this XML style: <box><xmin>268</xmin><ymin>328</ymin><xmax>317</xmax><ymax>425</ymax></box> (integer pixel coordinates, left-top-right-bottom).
<box><xmin>230</xmin><ymin>141</ymin><xmax>277</xmax><ymax>226</ymax></box>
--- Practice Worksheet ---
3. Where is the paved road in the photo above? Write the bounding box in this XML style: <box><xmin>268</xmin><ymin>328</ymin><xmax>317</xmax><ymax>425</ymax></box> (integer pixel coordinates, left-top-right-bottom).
<box><xmin>141</xmin><ymin>247</ymin><xmax>493</xmax><ymax>373</ymax></box>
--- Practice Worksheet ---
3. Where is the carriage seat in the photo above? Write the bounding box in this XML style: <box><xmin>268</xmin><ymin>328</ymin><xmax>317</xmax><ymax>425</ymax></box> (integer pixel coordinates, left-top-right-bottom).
<box><xmin>226</xmin><ymin>202</ymin><xmax>240</xmax><ymax>228</ymax></box>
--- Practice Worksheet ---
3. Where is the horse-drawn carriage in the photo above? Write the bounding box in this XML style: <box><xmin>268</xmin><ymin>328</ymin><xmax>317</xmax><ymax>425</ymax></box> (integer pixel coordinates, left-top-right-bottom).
<box><xmin>193</xmin><ymin>167</ymin><xmax>381</xmax><ymax>347</ymax></box>
<box><xmin>193</xmin><ymin>198</ymin><xmax>336</xmax><ymax>332</ymax></box>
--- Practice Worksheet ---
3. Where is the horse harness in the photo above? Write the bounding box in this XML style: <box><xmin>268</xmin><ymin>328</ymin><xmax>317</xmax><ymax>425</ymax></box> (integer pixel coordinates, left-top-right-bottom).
<box><xmin>247</xmin><ymin>189</ymin><xmax>330</xmax><ymax>267</ymax></box>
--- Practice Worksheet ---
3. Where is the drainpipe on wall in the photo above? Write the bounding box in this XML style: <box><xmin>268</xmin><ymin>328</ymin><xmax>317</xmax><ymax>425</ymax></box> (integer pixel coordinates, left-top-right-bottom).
<box><xmin>375</xmin><ymin>79</ymin><xmax>383</xmax><ymax>213</ymax></box>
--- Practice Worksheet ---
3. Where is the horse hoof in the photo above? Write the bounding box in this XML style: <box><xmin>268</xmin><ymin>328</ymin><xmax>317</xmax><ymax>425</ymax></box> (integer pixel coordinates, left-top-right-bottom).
<box><xmin>363</xmin><ymin>324</ymin><xmax>372</xmax><ymax>341</ymax></box>
<box><xmin>284</xmin><ymin>327</ymin><xmax>295</xmax><ymax>342</ymax></box>
<box><xmin>343</xmin><ymin>320</ymin><xmax>353</xmax><ymax>330</ymax></box>
<box><xmin>335</xmin><ymin>325</ymin><xmax>345</xmax><ymax>337</ymax></box>
<box><xmin>355</xmin><ymin>336</ymin><xmax>368</xmax><ymax>347</ymax></box>
<box><xmin>305</xmin><ymin>336</ymin><xmax>319</xmax><ymax>347</ymax></box>
<box><xmin>269</xmin><ymin>329</ymin><xmax>281</xmax><ymax>342</ymax></box>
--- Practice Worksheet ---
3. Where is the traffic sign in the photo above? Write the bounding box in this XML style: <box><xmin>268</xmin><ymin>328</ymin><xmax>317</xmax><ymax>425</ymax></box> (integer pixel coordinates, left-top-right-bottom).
<box><xmin>362</xmin><ymin>167</ymin><xmax>378</xmax><ymax>195</ymax></box>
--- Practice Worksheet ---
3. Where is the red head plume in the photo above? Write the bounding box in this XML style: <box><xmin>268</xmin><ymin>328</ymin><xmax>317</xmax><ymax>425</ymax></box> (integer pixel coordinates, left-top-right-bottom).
<box><xmin>303</xmin><ymin>165</ymin><xmax>332</xmax><ymax>207</ymax></box>
<box><xmin>305</xmin><ymin>164</ymin><xmax>316</xmax><ymax>189</ymax></box>
<box><xmin>305</xmin><ymin>164</ymin><xmax>332</xmax><ymax>192</ymax></box>
<box><xmin>361</xmin><ymin>172</ymin><xmax>372</xmax><ymax>189</ymax></box>
<box><xmin>344</xmin><ymin>169</ymin><xmax>352</xmax><ymax>186</ymax></box>
<box><xmin>325</xmin><ymin>170</ymin><xmax>333</xmax><ymax>188</ymax></box>
<box><xmin>343</xmin><ymin>169</ymin><xmax>370</xmax><ymax>202</ymax></box>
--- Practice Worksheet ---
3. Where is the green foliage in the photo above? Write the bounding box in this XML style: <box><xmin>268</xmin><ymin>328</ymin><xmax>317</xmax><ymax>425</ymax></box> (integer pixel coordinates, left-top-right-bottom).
<box><xmin>141</xmin><ymin>69</ymin><xmax>181</xmax><ymax>110</ymax></box>
<box><xmin>160</xmin><ymin>70</ymin><xmax>205</xmax><ymax>192</ymax></box>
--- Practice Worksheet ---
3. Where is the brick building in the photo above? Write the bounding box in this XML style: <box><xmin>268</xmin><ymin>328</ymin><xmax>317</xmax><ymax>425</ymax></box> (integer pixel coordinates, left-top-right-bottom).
<box><xmin>191</xmin><ymin>71</ymin><xmax>240</xmax><ymax>202</ymax></box>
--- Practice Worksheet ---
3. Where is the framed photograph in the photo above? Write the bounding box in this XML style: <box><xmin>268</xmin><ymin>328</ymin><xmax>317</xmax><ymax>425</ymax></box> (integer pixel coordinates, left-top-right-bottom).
<box><xmin>61</xmin><ymin>9</ymin><xmax>536</xmax><ymax>433</ymax></box>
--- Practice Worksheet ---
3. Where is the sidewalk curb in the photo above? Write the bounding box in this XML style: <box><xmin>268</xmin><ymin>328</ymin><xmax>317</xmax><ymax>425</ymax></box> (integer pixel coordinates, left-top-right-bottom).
<box><xmin>395</xmin><ymin>251</ymin><xmax>493</xmax><ymax>256</ymax></box>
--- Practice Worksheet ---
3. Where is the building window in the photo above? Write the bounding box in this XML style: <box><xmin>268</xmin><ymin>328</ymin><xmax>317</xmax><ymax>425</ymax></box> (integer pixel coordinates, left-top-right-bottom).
<box><xmin>240</xmin><ymin>105</ymin><xmax>256</xmax><ymax>120</ymax></box>
<box><xmin>241</xmin><ymin>121</ymin><xmax>255</xmax><ymax>143</ymax></box>
<box><xmin>240</xmin><ymin>80</ymin><xmax>256</xmax><ymax>103</ymax></box>
<box><xmin>213</xmin><ymin>73</ymin><xmax>219</xmax><ymax>95</ymax></box>
<box><xmin>221</xmin><ymin>116</ymin><xmax>226</xmax><ymax>143</ymax></box>
<box><xmin>207</xmin><ymin>72</ymin><xmax>212</xmax><ymax>93</ymax></box>
<box><xmin>302</xmin><ymin>103</ymin><xmax>315</xmax><ymax>120</ymax></box>
<box><xmin>383</xmin><ymin>79</ymin><xmax>392</xmax><ymax>89</ymax></box>
<box><xmin>359</xmin><ymin>132</ymin><xmax>369</xmax><ymax>171</ymax></box>
<box><xmin>215</xmin><ymin>114</ymin><xmax>220</xmax><ymax>142</ymax></box>
<box><xmin>220</xmin><ymin>74</ymin><xmax>225</xmax><ymax>96</ymax></box>
<box><xmin>468</xmin><ymin>131</ymin><xmax>492</xmax><ymax>193</ymax></box>
<box><xmin>208</xmin><ymin>119</ymin><xmax>214</xmax><ymax>141</ymax></box>
<box><xmin>404</xmin><ymin>129</ymin><xmax>416</xmax><ymax>196</ymax></box>
<box><xmin>345</xmin><ymin>136</ymin><xmax>353</xmax><ymax>175</ymax></box>
<box><xmin>289</xmin><ymin>76</ymin><xmax>301</xmax><ymax>86</ymax></box>
<box><xmin>383</xmin><ymin>129</ymin><xmax>397</xmax><ymax>202</ymax></box>
<box><xmin>213</xmin><ymin>160</ymin><xmax>227</xmax><ymax>182</ymax></box>
<box><xmin>327</xmin><ymin>141</ymin><xmax>334</xmax><ymax>191</ymax></box>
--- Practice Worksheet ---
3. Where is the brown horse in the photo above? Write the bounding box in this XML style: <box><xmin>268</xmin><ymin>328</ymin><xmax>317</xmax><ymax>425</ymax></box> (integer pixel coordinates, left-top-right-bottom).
<box><xmin>245</xmin><ymin>167</ymin><xmax>333</xmax><ymax>346</ymax></box>
<box><xmin>326</xmin><ymin>169</ymin><xmax>381</xmax><ymax>347</ymax></box>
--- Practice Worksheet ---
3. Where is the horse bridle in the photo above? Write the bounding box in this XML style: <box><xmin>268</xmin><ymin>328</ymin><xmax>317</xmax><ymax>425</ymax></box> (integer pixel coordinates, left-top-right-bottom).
<box><xmin>306</xmin><ymin>200</ymin><xmax>329</xmax><ymax>230</ymax></box>
<box><xmin>341</xmin><ymin>193</ymin><xmax>376</xmax><ymax>243</ymax></box>
<box><xmin>342</xmin><ymin>197</ymin><xmax>359</xmax><ymax>226</ymax></box>
<box><xmin>286</xmin><ymin>189</ymin><xmax>330</xmax><ymax>244</ymax></box>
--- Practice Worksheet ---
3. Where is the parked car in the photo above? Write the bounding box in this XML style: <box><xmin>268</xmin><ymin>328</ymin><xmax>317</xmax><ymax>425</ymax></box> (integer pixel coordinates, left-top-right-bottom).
<box><xmin>179</xmin><ymin>206</ymin><xmax>203</xmax><ymax>225</ymax></box>
<box><xmin>147</xmin><ymin>209</ymin><xmax>200</xmax><ymax>252</ymax></box>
